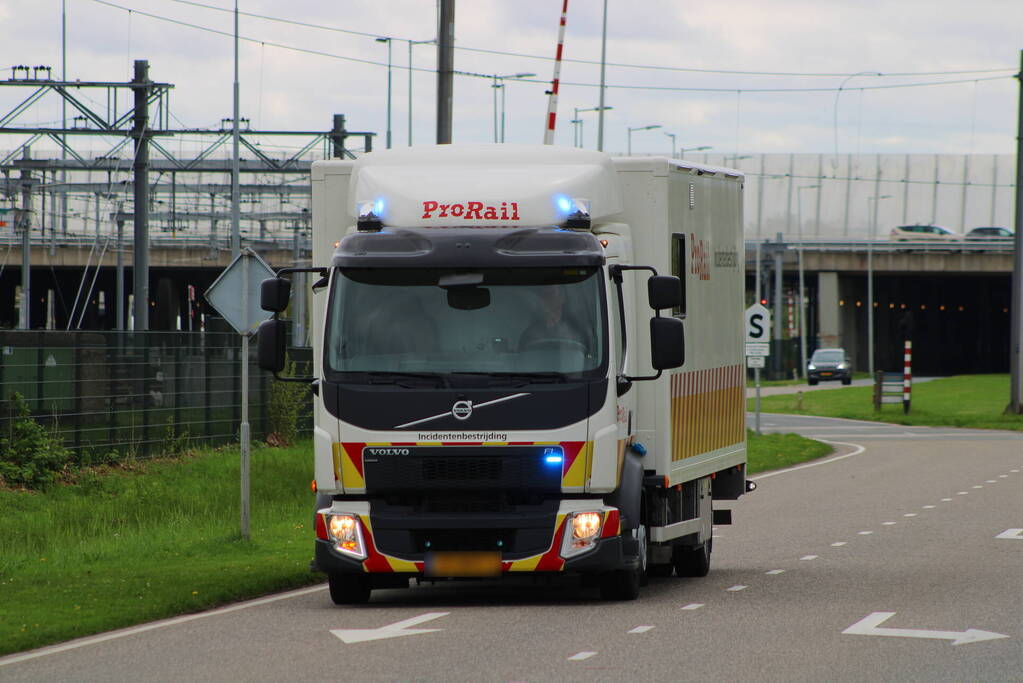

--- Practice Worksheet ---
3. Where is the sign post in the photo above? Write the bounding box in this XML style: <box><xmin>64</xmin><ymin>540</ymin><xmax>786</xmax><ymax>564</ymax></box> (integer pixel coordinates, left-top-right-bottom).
<box><xmin>745</xmin><ymin>303</ymin><xmax>772</xmax><ymax>435</ymax></box>
<box><xmin>204</xmin><ymin>248</ymin><xmax>276</xmax><ymax>539</ymax></box>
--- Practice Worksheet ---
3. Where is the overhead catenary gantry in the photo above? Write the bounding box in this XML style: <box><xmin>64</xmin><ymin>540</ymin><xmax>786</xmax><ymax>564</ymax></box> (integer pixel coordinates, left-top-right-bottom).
<box><xmin>0</xmin><ymin>62</ymin><xmax>374</xmax><ymax>330</ymax></box>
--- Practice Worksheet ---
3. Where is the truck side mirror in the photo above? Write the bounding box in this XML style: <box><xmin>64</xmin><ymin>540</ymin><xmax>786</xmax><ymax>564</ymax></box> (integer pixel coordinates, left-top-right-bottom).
<box><xmin>257</xmin><ymin>319</ymin><xmax>287</xmax><ymax>372</ymax></box>
<box><xmin>650</xmin><ymin>316</ymin><xmax>684</xmax><ymax>370</ymax></box>
<box><xmin>261</xmin><ymin>277</ymin><xmax>291</xmax><ymax>313</ymax></box>
<box><xmin>647</xmin><ymin>275</ymin><xmax>682</xmax><ymax>312</ymax></box>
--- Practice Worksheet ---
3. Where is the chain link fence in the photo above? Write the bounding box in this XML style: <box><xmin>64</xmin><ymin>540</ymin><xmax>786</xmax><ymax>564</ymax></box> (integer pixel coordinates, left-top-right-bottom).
<box><xmin>0</xmin><ymin>329</ymin><xmax>311</xmax><ymax>463</ymax></box>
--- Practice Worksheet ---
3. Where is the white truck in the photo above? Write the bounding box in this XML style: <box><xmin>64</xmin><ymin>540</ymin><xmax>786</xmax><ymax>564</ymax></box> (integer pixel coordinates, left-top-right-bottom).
<box><xmin>258</xmin><ymin>144</ymin><xmax>750</xmax><ymax>603</ymax></box>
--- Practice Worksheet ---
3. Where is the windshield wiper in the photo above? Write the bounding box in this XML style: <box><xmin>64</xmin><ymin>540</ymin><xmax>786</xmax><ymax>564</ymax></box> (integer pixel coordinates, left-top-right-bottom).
<box><xmin>453</xmin><ymin>371</ymin><xmax>567</xmax><ymax>386</ymax></box>
<box><xmin>361</xmin><ymin>371</ymin><xmax>449</xmax><ymax>388</ymax></box>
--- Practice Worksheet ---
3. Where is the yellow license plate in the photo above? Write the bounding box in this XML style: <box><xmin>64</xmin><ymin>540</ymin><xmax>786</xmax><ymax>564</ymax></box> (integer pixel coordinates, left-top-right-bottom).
<box><xmin>425</xmin><ymin>551</ymin><xmax>502</xmax><ymax>577</ymax></box>
<box><xmin>821</xmin><ymin>372</ymin><xmax>833</xmax><ymax>376</ymax></box>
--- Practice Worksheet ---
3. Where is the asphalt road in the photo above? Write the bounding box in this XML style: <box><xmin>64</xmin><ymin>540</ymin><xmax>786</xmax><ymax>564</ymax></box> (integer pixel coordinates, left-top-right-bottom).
<box><xmin>3</xmin><ymin>415</ymin><xmax>1021</xmax><ymax>682</ymax></box>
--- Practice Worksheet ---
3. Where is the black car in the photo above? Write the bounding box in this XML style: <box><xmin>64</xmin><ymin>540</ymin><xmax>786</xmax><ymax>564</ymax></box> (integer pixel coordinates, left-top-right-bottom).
<box><xmin>807</xmin><ymin>348</ymin><xmax>852</xmax><ymax>385</ymax></box>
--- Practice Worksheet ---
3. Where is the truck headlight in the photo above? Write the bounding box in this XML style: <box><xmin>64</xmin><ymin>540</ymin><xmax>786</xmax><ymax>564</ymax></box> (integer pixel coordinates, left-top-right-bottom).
<box><xmin>320</xmin><ymin>512</ymin><xmax>367</xmax><ymax>560</ymax></box>
<box><xmin>807</xmin><ymin>363</ymin><xmax>816</xmax><ymax>370</ymax></box>
<box><xmin>560</xmin><ymin>511</ymin><xmax>605</xmax><ymax>558</ymax></box>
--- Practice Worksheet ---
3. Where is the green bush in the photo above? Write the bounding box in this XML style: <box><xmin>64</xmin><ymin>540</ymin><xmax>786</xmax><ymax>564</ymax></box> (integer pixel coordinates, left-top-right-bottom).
<box><xmin>265</xmin><ymin>359</ymin><xmax>311</xmax><ymax>446</ymax></box>
<box><xmin>0</xmin><ymin>393</ymin><xmax>72</xmax><ymax>489</ymax></box>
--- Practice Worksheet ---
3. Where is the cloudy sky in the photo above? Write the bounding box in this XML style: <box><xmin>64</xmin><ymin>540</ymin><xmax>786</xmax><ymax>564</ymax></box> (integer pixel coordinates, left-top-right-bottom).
<box><xmin>1</xmin><ymin>0</ymin><xmax>1021</xmax><ymax>158</ymax></box>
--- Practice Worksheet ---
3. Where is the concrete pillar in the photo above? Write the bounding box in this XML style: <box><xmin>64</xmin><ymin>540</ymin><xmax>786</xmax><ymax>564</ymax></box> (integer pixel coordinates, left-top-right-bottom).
<box><xmin>818</xmin><ymin>272</ymin><xmax>841</xmax><ymax>349</ymax></box>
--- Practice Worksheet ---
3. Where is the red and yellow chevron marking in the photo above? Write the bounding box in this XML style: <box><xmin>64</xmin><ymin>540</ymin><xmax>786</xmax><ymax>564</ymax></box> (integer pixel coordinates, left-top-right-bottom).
<box><xmin>333</xmin><ymin>441</ymin><xmax>593</xmax><ymax>490</ymax></box>
<box><xmin>504</xmin><ymin>513</ymin><xmax>568</xmax><ymax>572</ymax></box>
<box><xmin>669</xmin><ymin>364</ymin><xmax>745</xmax><ymax>461</ymax></box>
<box><xmin>358</xmin><ymin>516</ymin><xmax>423</xmax><ymax>573</ymax></box>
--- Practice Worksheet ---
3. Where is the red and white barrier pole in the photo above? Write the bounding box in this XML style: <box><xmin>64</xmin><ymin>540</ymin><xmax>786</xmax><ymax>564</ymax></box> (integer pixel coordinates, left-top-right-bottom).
<box><xmin>543</xmin><ymin>0</ymin><xmax>569</xmax><ymax>145</ymax></box>
<box><xmin>903</xmin><ymin>340</ymin><xmax>912</xmax><ymax>414</ymax></box>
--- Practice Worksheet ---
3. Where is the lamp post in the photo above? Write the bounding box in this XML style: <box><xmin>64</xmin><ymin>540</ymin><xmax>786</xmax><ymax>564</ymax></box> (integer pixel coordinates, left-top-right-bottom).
<box><xmin>574</xmin><ymin>106</ymin><xmax>613</xmax><ymax>148</ymax></box>
<box><xmin>867</xmin><ymin>194</ymin><xmax>893</xmax><ymax>378</ymax></box>
<box><xmin>375</xmin><ymin>37</ymin><xmax>393</xmax><ymax>149</ymax></box>
<box><xmin>627</xmin><ymin>124</ymin><xmax>661</xmax><ymax>155</ymax></box>
<box><xmin>679</xmin><ymin>145</ymin><xmax>712</xmax><ymax>160</ymax></box>
<box><xmin>571</xmin><ymin>118</ymin><xmax>582</xmax><ymax>147</ymax></box>
<box><xmin>797</xmin><ymin>184</ymin><xmax>820</xmax><ymax>379</ymax></box>
<box><xmin>833</xmin><ymin>71</ymin><xmax>882</xmax><ymax>160</ymax></box>
<box><xmin>491</xmin><ymin>73</ymin><xmax>535</xmax><ymax>143</ymax></box>
<box><xmin>664</xmin><ymin>132</ymin><xmax>676</xmax><ymax>159</ymax></box>
<box><xmin>407</xmin><ymin>38</ymin><xmax>434</xmax><ymax>146</ymax></box>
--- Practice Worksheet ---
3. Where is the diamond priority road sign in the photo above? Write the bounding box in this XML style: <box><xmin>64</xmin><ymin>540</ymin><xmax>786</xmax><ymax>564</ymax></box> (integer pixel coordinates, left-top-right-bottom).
<box><xmin>204</xmin><ymin>248</ymin><xmax>277</xmax><ymax>335</ymax></box>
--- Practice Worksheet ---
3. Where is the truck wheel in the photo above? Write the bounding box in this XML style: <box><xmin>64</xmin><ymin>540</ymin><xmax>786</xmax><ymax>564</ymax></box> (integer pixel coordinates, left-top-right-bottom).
<box><xmin>599</xmin><ymin>567</ymin><xmax>641</xmax><ymax>601</ymax></box>
<box><xmin>841</xmin><ymin>377</ymin><xmax>852</xmax><ymax>385</ymax></box>
<box><xmin>673</xmin><ymin>539</ymin><xmax>711</xmax><ymax>578</ymax></box>
<box><xmin>327</xmin><ymin>573</ymin><xmax>371</xmax><ymax>605</ymax></box>
<box><xmin>807</xmin><ymin>378</ymin><xmax>818</xmax><ymax>386</ymax></box>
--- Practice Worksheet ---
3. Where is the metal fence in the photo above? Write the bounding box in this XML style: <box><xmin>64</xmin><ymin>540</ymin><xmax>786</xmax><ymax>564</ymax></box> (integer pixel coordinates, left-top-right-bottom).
<box><xmin>0</xmin><ymin>329</ymin><xmax>310</xmax><ymax>462</ymax></box>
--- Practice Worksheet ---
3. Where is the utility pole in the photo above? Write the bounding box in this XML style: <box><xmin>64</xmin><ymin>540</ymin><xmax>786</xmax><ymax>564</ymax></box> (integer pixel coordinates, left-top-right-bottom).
<box><xmin>19</xmin><ymin>156</ymin><xmax>32</xmax><ymax>330</ymax></box>
<box><xmin>436</xmin><ymin>0</ymin><xmax>455</xmax><ymax>144</ymax></box>
<box><xmin>1008</xmin><ymin>49</ymin><xmax>1023</xmax><ymax>414</ymax></box>
<box><xmin>231</xmin><ymin>1</ymin><xmax>241</xmax><ymax>257</ymax></box>
<box><xmin>597</xmin><ymin>0</ymin><xmax>608</xmax><ymax>151</ymax></box>
<box><xmin>131</xmin><ymin>59</ymin><xmax>151</xmax><ymax>332</ymax></box>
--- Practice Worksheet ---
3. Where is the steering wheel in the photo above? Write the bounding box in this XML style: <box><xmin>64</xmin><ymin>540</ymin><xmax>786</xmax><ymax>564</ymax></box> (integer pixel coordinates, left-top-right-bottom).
<box><xmin>521</xmin><ymin>337</ymin><xmax>588</xmax><ymax>354</ymax></box>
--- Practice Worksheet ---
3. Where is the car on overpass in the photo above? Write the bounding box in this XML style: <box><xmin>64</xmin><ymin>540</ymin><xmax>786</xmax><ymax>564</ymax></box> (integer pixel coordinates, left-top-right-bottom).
<box><xmin>964</xmin><ymin>226</ymin><xmax>1013</xmax><ymax>242</ymax></box>
<box><xmin>888</xmin><ymin>224</ymin><xmax>960</xmax><ymax>242</ymax></box>
<box><xmin>807</xmin><ymin>347</ymin><xmax>852</xmax><ymax>386</ymax></box>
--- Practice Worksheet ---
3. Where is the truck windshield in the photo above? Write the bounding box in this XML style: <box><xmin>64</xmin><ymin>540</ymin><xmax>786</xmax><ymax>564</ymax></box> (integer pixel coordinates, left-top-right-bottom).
<box><xmin>324</xmin><ymin>266</ymin><xmax>607</xmax><ymax>381</ymax></box>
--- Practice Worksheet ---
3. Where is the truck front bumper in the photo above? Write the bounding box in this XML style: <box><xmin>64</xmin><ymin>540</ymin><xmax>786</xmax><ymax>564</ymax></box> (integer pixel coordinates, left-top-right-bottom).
<box><xmin>313</xmin><ymin>500</ymin><xmax>630</xmax><ymax>578</ymax></box>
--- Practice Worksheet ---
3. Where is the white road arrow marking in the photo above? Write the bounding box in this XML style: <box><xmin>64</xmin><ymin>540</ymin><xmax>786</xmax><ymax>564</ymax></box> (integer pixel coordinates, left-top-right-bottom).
<box><xmin>995</xmin><ymin>528</ymin><xmax>1023</xmax><ymax>540</ymax></box>
<box><xmin>842</xmin><ymin>612</ymin><xmax>1009</xmax><ymax>646</ymax></box>
<box><xmin>331</xmin><ymin>612</ymin><xmax>449</xmax><ymax>644</ymax></box>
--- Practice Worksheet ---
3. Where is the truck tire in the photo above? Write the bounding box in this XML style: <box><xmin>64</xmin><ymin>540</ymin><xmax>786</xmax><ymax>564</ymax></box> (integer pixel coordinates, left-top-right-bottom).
<box><xmin>327</xmin><ymin>573</ymin><xmax>371</xmax><ymax>605</ymax></box>
<box><xmin>808</xmin><ymin>378</ymin><xmax>818</xmax><ymax>386</ymax></box>
<box><xmin>673</xmin><ymin>539</ymin><xmax>711</xmax><ymax>578</ymax></box>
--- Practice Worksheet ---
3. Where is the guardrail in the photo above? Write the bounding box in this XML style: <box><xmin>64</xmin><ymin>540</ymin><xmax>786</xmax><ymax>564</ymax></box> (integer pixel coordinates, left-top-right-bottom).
<box><xmin>745</xmin><ymin>238</ymin><xmax>1015</xmax><ymax>255</ymax></box>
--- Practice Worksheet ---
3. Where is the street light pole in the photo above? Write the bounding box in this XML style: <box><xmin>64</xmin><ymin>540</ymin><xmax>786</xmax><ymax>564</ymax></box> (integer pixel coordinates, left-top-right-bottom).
<box><xmin>627</xmin><ymin>124</ymin><xmax>661</xmax><ymax>155</ymax></box>
<box><xmin>376</xmin><ymin>38</ymin><xmax>393</xmax><ymax>149</ymax></box>
<box><xmin>797</xmin><ymin>184</ymin><xmax>820</xmax><ymax>379</ymax></box>
<box><xmin>664</xmin><ymin>132</ymin><xmax>676</xmax><ymax>159</ymax></box>
<box><xmin>575</xmin><ymin>106</ymin><xmax>612</xmax><ymax>148</ymax></box>
<box><xmin>867</xmin><ymin>194</ymin><xmax>893</xmax><ymax>378</ymax></box>
<box><xmin>679</xmin><ymin>145</ymin><xmax>712</xmax><ymax>160</ymax></box>
<box><xmin>491</xmin><ymin>73</ymin><xmax>535</xmax><ymax>143</ymax></box>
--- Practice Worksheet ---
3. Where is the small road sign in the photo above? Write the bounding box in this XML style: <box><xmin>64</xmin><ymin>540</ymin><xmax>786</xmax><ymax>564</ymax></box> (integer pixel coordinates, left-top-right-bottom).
<box><xmin>745</xmin><ymin>303</ymin><xmax>772</xmax><ymax>343</ymax></box>
<box><xmin>204</xmin><ymin>249</ymin><xmax>276</xmax><ymax>335</ymax></box>
<box><xmin>747</xmin><ymin>356</ymin><xmax>766</xmax><ymax>369</ymax></box>
<box><xmin>745</xmin><ymin>342</ymin><xmax>770</xmax><ymax>357</ymax></box>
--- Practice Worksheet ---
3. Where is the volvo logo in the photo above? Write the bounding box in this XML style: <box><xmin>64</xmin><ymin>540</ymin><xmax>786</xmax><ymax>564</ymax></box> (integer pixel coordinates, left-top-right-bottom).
<box><xmin>363</xmin><ymin>447</ymin><xmax>410</xmax><ymax>456</ymax></box>
<box><xmin>451</xmin><ymin>400</ymin><xmax>473</xmax><ymax>420</ymax></box>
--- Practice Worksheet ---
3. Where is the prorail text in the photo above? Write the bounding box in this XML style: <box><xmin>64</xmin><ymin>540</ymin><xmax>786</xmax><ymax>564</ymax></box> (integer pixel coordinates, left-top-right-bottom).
<box><xmin>421</xmin><ymin>200</ymin><xmax>521</xmax><ymax>221</ymax></box>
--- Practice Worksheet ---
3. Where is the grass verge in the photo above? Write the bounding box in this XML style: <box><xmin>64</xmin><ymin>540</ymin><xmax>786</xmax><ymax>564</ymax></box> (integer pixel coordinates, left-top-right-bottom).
<box><xmin>0</xmin><ymin>442</ymin><xmax>320</xmax><ymax>657</ymax></box>
<box><xmin>746</xmin><ymin>430</ymin><xmax>833</xmax><ymax>474</ymax></box>
<box><xmin>749</xmin><ymin>374</ymin><xmax>1023</xmax><ymax>431</ymax></box>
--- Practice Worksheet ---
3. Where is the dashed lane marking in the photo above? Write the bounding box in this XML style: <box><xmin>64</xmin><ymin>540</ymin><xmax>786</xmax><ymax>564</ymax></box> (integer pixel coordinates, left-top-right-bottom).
<box><xmin>726</xmin><ymin>585</ymin><xmax>748</xmax><ymax>592</ymax></box>
<box><xmin>858</xmin><ymin>531</ymin><xmax>873</xmax><ymax>535</ymax></box>
<box><xmin>681</xmin><ymin>603</ymin><xmax>705</xmax><ymax>610</ymax></box>
<box><xmin>568</xmin><ymin>652</ymin><xmax>597</xmax><ymax>661</ymax></box>
<box><xmin>765</xmin><ymin>569</ymin><xmax>785</xmax><ymax>575</ymax></box>
<box><xmin>628</xmin><ymin>625</ymin><xmax>655</xmax><ymax>634</ymax></box>
<box><xmin>882</xmin><ymin>522</ymin><xmax>897</xmax><ymax>525</ymax></box>
<box><xmin>831</xmin><ymin>542</ymin><xmax>847</xmax><ymax>546</ymax></box>
<box><xmin>922</xmin><ymin>505</ymin><xmax>936</xmax><ymax>509</ymax></box>
<box><xmin>903</xmin><ymin>513</ymin><xmax>918</xmax><ymax>517</ymax></box>
<box><xmin>800</xmin><ymin>555</ymin><xmax>818</xmax><ymax>561</ymax></box>
<box><xmin>941</xmin><ymin>498</ymin><xmax>953</xmax><ymax>502</ymax></box>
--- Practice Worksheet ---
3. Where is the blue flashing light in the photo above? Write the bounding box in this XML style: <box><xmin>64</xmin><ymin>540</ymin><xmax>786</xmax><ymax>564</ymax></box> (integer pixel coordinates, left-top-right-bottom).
<box><xmin>542</xmin><ymin>445</ymin><xmax>564</xmax><ymax>466</ymax></box>
<box><xmin>373</xmin><ymin>197</ymin><xmax>386</xmax><ymax>216</ymax></box>
<box><xmin>555</xmin><ymin>194</ymin><xmax>573</xmax><ymax>215</ymax></box>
